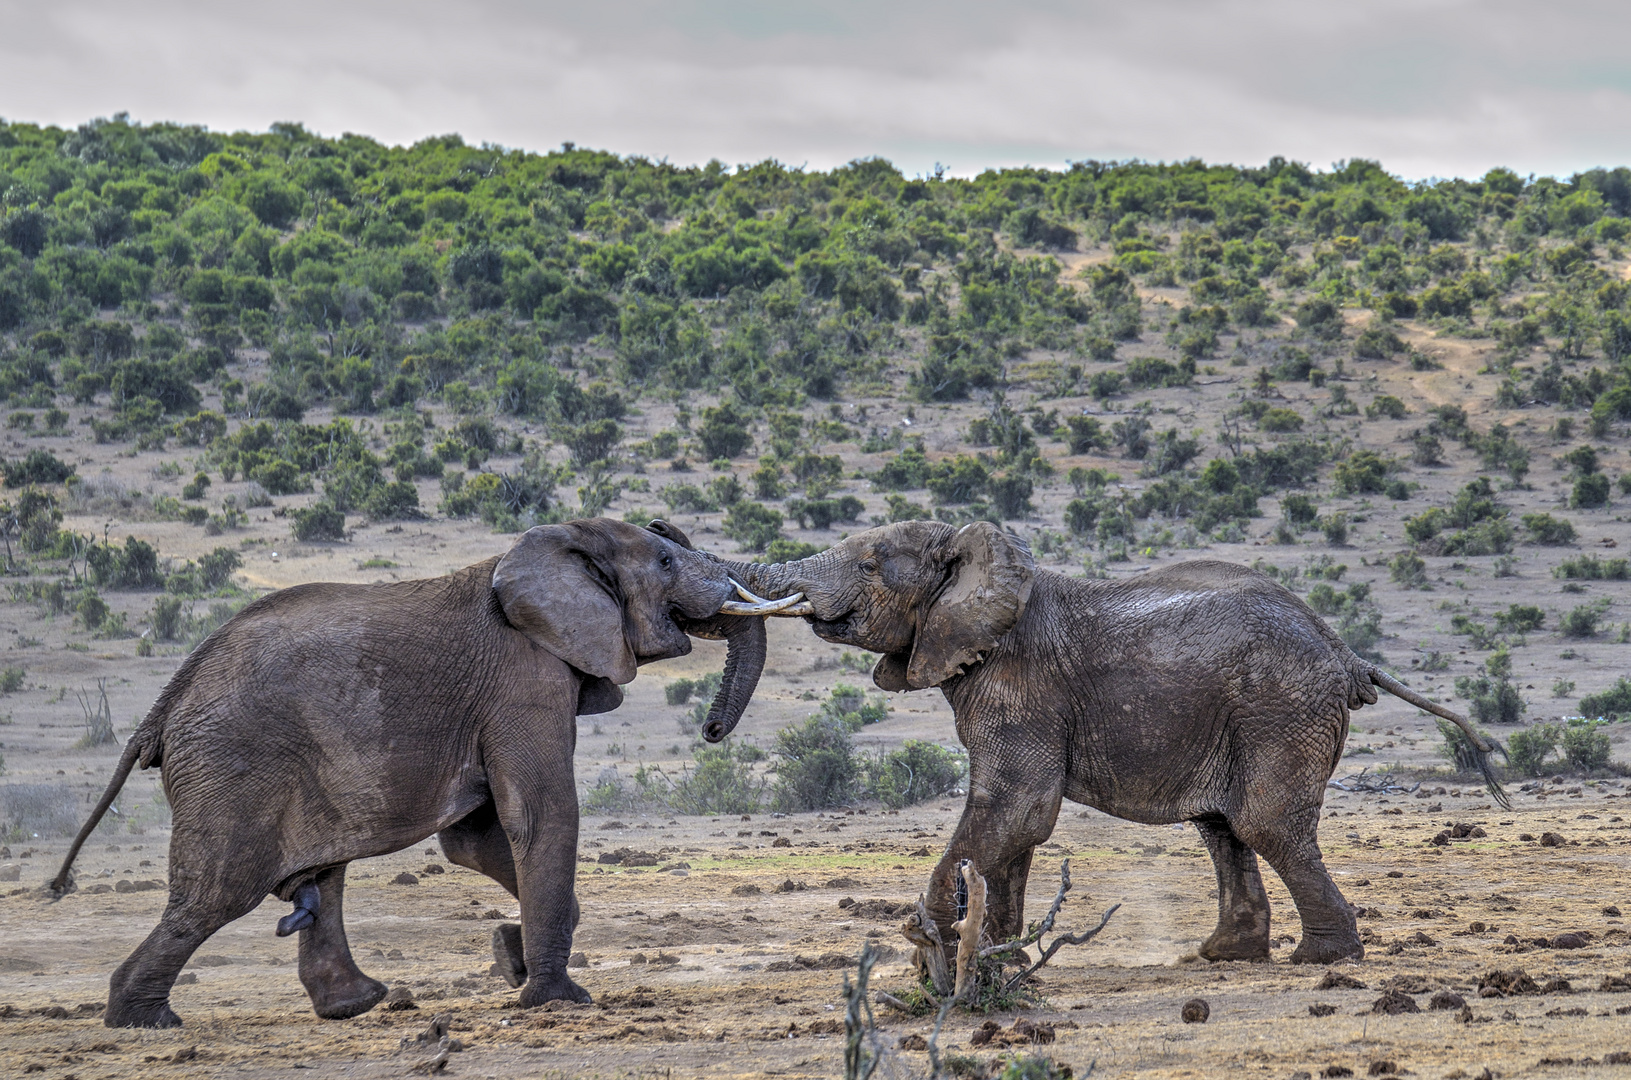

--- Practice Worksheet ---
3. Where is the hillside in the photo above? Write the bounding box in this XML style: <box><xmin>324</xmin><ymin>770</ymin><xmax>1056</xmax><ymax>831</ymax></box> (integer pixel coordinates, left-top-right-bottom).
<box><xmin>2</xmin><ymin>115</ymin><xmax>1631</xmax><ymax>1080</ymax></box>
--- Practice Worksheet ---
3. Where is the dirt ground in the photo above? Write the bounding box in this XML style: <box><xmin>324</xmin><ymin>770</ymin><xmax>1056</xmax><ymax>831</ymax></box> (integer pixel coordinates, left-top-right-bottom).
<box><xmin>2</xmin><ymin>237</ymin><xmax>1631</xmax><ymax>1078</ymax></box>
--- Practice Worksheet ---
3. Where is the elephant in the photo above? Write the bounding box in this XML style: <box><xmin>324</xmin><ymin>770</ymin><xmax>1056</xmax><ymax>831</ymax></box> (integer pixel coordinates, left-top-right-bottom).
<box><xmin>709</xmin><ymin>520</ymin><xmax>1504</xmax><ymax>966</ymax></box>
<box><xmin>49</xmin><ymin>517</ymin><xmax>796</xmax><ymax>1028</ymax></box>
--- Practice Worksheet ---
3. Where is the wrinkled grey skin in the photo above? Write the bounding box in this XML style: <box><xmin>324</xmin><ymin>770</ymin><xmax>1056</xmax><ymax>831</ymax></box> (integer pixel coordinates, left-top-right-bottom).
<box><xmin>51</xmin><ymin>519</ymin><xmax>759</xmax><ymax>1028</ymax></box>
<box><xmin>718</xmin><ymin>520</ymin><xmax>1478</xmax><ymax>967</ymax></box>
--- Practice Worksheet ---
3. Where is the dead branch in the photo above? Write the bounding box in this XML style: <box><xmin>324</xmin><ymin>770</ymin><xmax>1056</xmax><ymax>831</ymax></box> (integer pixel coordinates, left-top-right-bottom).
<box><xmin>950</xmin><ymin>859</ymin><xmax>987</xmax><ymax>1002</ymax></box>
<box><xmin>872</xmin><ymin>991</ymin><xmax>917</xmax><ymax>1013</ymax></box>
<box><xmin>899</xmin><ymin>895</ymin><xmax>952</xmax><ymax>997</ymax></box>
<box><xmin>1003</xmin><ymin>903</ymin><xmax>1121</xmax><ymax>993</ymax></box>
<box><xmin>981</xmin><ymin>858</ymin><xmax>1073</xmax><ymax>960</ymax></box>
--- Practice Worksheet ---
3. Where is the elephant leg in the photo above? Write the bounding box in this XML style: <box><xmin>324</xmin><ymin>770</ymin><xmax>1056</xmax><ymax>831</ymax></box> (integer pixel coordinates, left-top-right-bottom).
<box><xmin>926</xmin><ymin>770</ymin><xmax>1063</xmax><ymax>954</ymax></box>
<box><xmin>484</xmin><ymin>722</ymin><xmax>590</xmax><ymax>1007</ymax></box>
<box><xmin>1192</xmin><ymin>816</ymin><xmax>1272</xmax><ymax>962</ymax></box>
<box><xmin>105</xmin><ymin>862</ymin><xmax>268</xmax><ymax>1028</ymax></box>
<box><xmin>1232</xmin><ymin>809</ymin><xmax>1361</xmax><ymax>965</ymax></box>
<box><xmin>296</xmin><ymin>864</ymin><xmax>388</xmax><ymax>1020</ymax></box>
<box><xmin>439</xmin><ymin>800</ymin><xmax>581</xmax><ymax>989</ymax></box>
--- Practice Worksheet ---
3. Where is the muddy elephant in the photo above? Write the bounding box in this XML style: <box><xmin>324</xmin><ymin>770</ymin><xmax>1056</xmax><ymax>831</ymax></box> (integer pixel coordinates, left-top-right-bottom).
<box><xmin>50</xmin><ymin>518</ymin><xmax>793</xmax><ymax>1028</ymax></box>
<box><xmin>709</xmin><ymin>520</ymin><xmax>1503</xmax><ymax>965</ymax></box>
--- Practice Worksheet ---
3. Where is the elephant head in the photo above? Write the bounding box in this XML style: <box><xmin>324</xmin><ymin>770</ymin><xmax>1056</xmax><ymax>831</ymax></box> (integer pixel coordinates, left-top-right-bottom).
<box><xmin>491</xmin><ymin>517</ymin><xmax>797</xmax><ymax>734</ymax></box>
<box><xmin>725</xmin><ymin>520</ymin><xmax>1035</xmax><ymax>702</ymax></box>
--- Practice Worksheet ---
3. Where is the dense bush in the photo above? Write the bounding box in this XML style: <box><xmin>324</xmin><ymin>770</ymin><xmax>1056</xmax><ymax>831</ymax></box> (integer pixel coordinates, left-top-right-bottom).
<box><xmin>1580</xmin><ymin>678</ymin><xmax>1631</xmax><ymax>721</ymax></box>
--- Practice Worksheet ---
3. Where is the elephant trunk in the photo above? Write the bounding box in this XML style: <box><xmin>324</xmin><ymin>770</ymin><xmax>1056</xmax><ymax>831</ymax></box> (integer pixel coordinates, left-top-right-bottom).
<box><xmin>699</xmin><ymin>614</ymin><xmax>767</xmax><ymax>743</ymax></box>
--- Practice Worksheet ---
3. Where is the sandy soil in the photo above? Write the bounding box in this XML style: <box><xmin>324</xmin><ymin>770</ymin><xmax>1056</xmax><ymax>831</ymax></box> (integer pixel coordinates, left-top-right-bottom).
<box><xmin>2</xmin><ymin>239</ymin><xmax>1630</xmax><ymax>1077</ymax></box>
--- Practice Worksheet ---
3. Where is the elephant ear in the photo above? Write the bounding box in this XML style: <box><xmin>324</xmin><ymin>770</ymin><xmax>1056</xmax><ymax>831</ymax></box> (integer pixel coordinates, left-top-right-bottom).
<box><xmin>492</xmin><ymin>525</ymin><xmax>638</xmax><ymax>685</ymax></box>
<box><xmin>905</xmin><ymin>522</ymin><xmax>1034</xmax><ymax>689</ymax></box>
<box><xmin>645</xmin><ymin>518</ymin><xmax>694</xmax><ymax>550</ymax></box>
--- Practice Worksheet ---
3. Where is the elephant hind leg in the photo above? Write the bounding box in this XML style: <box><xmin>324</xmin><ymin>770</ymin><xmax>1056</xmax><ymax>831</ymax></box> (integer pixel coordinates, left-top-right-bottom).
<box><xmin>105</xmin><ymin>872</ymin><xmax>267</xmax><ymax>1028</ymax></box>
<box><xmin>297</xmin><ymin>864</ymin><xmax>387</xmax><ymax>1020</ymax></box>
<box><xmin>1193</xmin><ymin>816</ymin><xmax>1272</xmax><ymax>962</ymax></box>
<box><xmin>1230</xmin><ymin>814</ymin><xmax>1361</xmax><ymax>965</ymax></box>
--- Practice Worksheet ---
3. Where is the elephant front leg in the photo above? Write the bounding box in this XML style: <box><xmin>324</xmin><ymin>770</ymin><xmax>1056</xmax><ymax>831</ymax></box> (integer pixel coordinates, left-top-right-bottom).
<box><xmin>297</xmin><ymin>864</ymin><xmax>388</xmax><ymax>1020</ymax></box>
<box><xmin>486</xmin><ymin>731</ymin><xmax>591</xmax><ymax>1007</ymax></box>
<box><xmin>925</xmin><ymin>774</ymin><xmax>1063</xmax><ymax>959</ymax></box>
<box><xmin>439</xmin><ymin>800</ymin><xmax>582</xmax><ymax>989</ymax></box>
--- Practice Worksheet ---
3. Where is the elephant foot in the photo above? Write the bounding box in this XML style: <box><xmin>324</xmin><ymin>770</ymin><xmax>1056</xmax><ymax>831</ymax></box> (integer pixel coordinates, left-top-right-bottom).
<box><xmin>519</xmin><ymin>971</ymin><xmax>592</xmax><ymax>1008</ymax></box>
<box><xmin>104</xmin><ymin>994</ymin><xmax>182</xmax><ymax>1029</ymax></box>
<box><xmin>309</xmin><ymin>974</ymin><xmax>388</xmax><ymax>1020</ymax></box>
<box><xmin>1198</xmin><ymin>930</ymin><xmax>1270</xmax><ymax>963</ymax></box>
<box><xmin>1288</xmin><ymin>931</ymin><xmax>1364</xmax><ymax>966</ymax></box>
<box><xmin>490</xmin><ymin>923</ymin><xmax>527</xmax><ymax>989</ymax></box>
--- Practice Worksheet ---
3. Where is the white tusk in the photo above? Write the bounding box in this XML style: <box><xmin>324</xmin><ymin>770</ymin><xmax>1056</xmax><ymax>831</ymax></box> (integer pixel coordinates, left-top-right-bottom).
<box><xmin>776</xmin><ymin>601</ymin><xmax>815</xmax><ymax>617</ymax></box>
<box><xmin>721</xmin><ymin>579</ymin><xmax>809</xmax><ymax>616</ymax></box>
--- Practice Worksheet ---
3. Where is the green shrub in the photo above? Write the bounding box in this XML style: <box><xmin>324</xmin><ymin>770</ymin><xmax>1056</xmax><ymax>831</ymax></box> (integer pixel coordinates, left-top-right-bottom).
<box><xmin>722</xmin><ymin>501</ymin><xmax>784</xmax><ymax>552</ymax></box>
<box><xmin>87</xmin><ymin>536</ymin><xmax>163</xmax><ymax>590</ymax></box>
<box><xmin>1580</xmin><ymin>678</ymin><xmax>1631</xmax><ymax>721</ymax></box>
<box><xmin>1333</xmin><ymin>450</ymin><xmax>1391</xmax><ymax>495</ymax></box>
<box><xmin>1389</xmin><ymin>551</ymin><xmax>1427</xmax><ymax>588</ymax></box>
<box><xmin>670</xmin><ymin>740</ymin><xmax>765</xmax><ymax>815</ymax></box>
<box><xmin>1555</xmin><ymin>555</ymin><xmax>1630</xmax><ymax>580</ymax></box>
<box><xmin>76</xmin><ymin>591</ymin><xmax>109</xmax><ymax>631</ymax></box>
<box><xmin>151</xmin><ymin>595</ymin><xmax>184</xmax><ymax>641</ymax></box>
<box><xmin>1454</xmin><ymin>671</ymin><xmax>1524</xmax><ymax>726</ymax></box>
<box><xmin>1521</xmin><ymin>513</ymin><xmax>1577</xmax><ymax>545</ymax></box>
<box><xmin>292</xmin><ymin>501</ymin><xmax>346</xmax><ymax>542</ymax></box>
<box><xmin>2</xmin><ymin>449</ymin><xmax>76</xmax><ymax>488</ymax></box>
<box><xmin>1494</xmin><ymin>604</ymin><xmax>1545</xmax><ymax>634</ymax></box>
<box><xmin>1281</xmin><ymin>494</ymin><xmax>1317</xmax><ymax>527</ymax></box>
<box><xmin>1318</xmin><ymin>512</ymin><xmax>1349</xmax><ymax>545</ymax></box>
<box><xmin>1506</xmin><ymin>722</ymin><xmax>1561</xmax><ymax>776</ymax></box>
<box><xmin>1560</xmin><ymin>601</ymin><xmax>1608</xmax><ymax>638</ymax></box>
<box><xmin>1365</xmin><ymin>395</ymin><xmax>1408</xmax><ymax>420</ymax></box>
<box><xmin>0</xmin><ymin>667</ymin><xmax>23</xmax><ymax>693</ymax></box>
<box><xmin>772</xmin><ymin>714</ymin><xmax>859</xmax><ymax>811</ymax></box>
<box><xmin>865</xmin><ymin>741</ymin><xmax>967</xmax><ymax>809</ymax></box>
<box><xmin>1561</xmin><ymin>721</ymin><xmax>1611</xmax><ymax>771</ymax></box>
<box><xmin>763</xmin><ymin>538</ymin><xmax>825</xmax><ymax>561</ymax></box>
<box><xmin>1571</xmin><ymin>473</ymin><xmax>1611</xmax><ymax>509</ymax></box>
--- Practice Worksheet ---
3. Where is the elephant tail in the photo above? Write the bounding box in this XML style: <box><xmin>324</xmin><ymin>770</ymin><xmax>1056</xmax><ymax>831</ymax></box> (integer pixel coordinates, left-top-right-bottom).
<box><xmin>47</xmin><ymin>734</ymin><xmax>144</xmax><ymax>898</ymax></box>
<box><xmin>1369</xmin><ymin>668</ymin><xmax>1511</xmax><ymax>810</ymax></box>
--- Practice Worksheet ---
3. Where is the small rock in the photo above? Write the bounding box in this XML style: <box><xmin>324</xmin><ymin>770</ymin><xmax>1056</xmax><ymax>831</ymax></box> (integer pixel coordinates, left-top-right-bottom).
<box><xmin>1552</xmin><ymin>933</ymin><xmax>1588</xmax><ymax>949</ymax></box>
<box><xmin>170</xmin><ymin>1047</ymin><xmax>198</xmax><ymax>1063</ymax></box>
<box><xmin>1308</xmin><ymin>1003</ymin><xmax>1337</xmax><ymax>1017</ymax></box>
<box><xmin>1428</xmin><ymin>989</ymin><xmax>1466</xmax><ymax>1010</ymax></box>
<box><xmin>1604</xmin><ymin>905</ymin><xmax>1622</xmax><ymax>917</ymax></box>
<box><xmin>175</xmin><ymin>973</ymin><xmax>197</xmax><ymax>985</ymax></box>
<box><xmin>567</xmin><ymin>952</ymin><xmax>588</xmax><ymax>969</ymax></box>
<box><xmin>1385</xmin><ymin>870</ymin><xmax>1404</xmax><ymax>879</ymax></box>
<box><xmin>392</xmin><ymin>872</ymin><xmax>419</xmax><ymax>886</ymax></box>
<box><xmin>731</xmin><ymin>884</ymin><xmax>762</xmax><ymax>896</ymax></box>
<box><xmin>1539</xmin><ymin>832</ymin><xmax>1566</xmax><ymax>847</ymax></box>
<box><xmin>898</xmin><ymin>1033</ymin><xmax>928</xmax><ymax>1051</ymax></box>
<box><xmin>1321</xmin><ymin>1068</ymin><xmax>1354</xmax><ymax>1078</ymax></box>
<box><xmin>1180</xmin><ymin>997</ymin><xmax>1209</xmax><ymax>1023</ymax></box>
<box><xmin>1370</xmin><ymin>990</ymin><xmax>1420</xmax><ymax>1015</ymax></box>
<box><xmin>771</xmin><ymin>837</ymin><xmax>791</xmax><ymax>848</ymax></box>
<box><xmin>422</xmin><ymin>864</ymin><xmax>445</xmax><ymax>875</ymax></box>
<box><xmin>774</xmin><ymin>879</ymin><xmax>805</xmax><ymax>893</ymax></box>
<box><xmin>383</xmin><ymin>986</ymin><xmax>417</xmax><ymax>1011</ymax></box>
<box><xmin>1367</xmin><ymin>1062</ymin><xmax>1397</xmax><ymax>1077</ymax></box>
<box><xmin>1314</xmin><ymin>971</ymin><xmax>1367</xmax><ymax>991</ymax></box>
<box><xmin>0</xmin><ymin>865</ymin><xmax>18</xmax><ymax>882</ymax></box>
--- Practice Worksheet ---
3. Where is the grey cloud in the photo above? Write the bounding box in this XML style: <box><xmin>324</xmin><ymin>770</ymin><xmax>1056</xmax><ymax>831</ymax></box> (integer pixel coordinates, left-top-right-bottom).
<box><xmin>0</xmin><ymin>0</ymin><xmax>1626</xmax><ymax>179</ymax></box>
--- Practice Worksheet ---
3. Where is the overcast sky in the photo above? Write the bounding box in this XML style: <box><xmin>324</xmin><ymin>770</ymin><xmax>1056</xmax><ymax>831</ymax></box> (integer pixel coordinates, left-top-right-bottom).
<box><xmin>1</xmin><ymin>0</ymin><xmax>1628</xmax><ymax>181</ymax></box>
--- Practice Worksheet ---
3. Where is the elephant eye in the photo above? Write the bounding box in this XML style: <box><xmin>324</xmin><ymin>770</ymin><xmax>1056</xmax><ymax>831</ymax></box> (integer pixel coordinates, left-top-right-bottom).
<box><xmin>859</xmin><ymin>559</ymin><xmax>879</xmax><ymax>576</ymax></box>
<box><xmin>660</xmin><ymin>553</ymin><xmax>672</xmax><ymax>570</ymax></box>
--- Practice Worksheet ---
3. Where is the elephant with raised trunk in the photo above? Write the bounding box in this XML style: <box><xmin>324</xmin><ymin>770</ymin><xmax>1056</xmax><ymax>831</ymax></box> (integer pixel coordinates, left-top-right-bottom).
<box><xmin>710</xmin><ymin>520</ymin><xmax>1502</xmax><ymax>966</ymax></box>
<box><xmin>50</xmin><ymin>518</ymin><xmax>794</xmax><ymax>1028</ymax></box>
